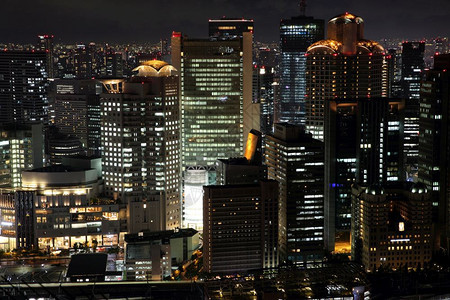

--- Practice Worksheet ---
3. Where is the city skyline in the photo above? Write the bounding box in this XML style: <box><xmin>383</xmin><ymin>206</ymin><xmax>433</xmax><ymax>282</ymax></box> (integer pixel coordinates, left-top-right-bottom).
<box><xmin>1</xmin><ymin>0</ymin><xmax>449</xmax><ymax>43</ymax></box>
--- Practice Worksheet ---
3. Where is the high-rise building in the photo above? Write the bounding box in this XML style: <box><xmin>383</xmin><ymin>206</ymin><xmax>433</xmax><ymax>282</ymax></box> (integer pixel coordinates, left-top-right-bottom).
<box><xmin>253</xmin><ymin>66</ymin><xmax>276</xmax><ymax>135</ymax></box>
<box><xmin>100</xmin><ymin>60</ymin><xmax>181</xmax><ymax>233</ymax></box>
<box><xmin>208</xmin><ymin>18</ymin><xmax>254</xmax><ymax>39</ymax></box>
<box><xmin>324</xmin><ymin>98</ymin><xmax>405</xmax><ymax>251</ymax></box>
<box><xmin>37</xmin><ymin>34</ymin><xmax>55</xmax><ymax>78</ymax></box>
<box><xmin>0</xmin><ymin>51</ymin><xmax>49</xmax><ymax>125</ymax></box>
<box><xmin>279</xmin><ymin>15</ymin><xmax>324</xmax><ymax>125</ymax></box>
<box><xmin>265</xmin><ymin>123</ymin><xmax>324</xmax><ymax>266</ymax></box>
<box><xmin>401</xmin><ymin>42</ymin><xmax>425</xmax><ymax>176</ymax></box>
<box><xmin>418</xmin><ymin>54</ymin><xmax>450</xmax><ymax>249</ymax></box>
<box><xmin>53</xmin><ymin>79</ymin><xmax>102</xmax><ymax>155</ymax></box>
<box><xmin>0</xmin><ymin>124</ymin><xmax>44</xmax><ymax>188</ymax></box>
<box><xmin>203</xmin><ymin>180</ymin><xmax>279</xmax><ymax>273</ymax></box>
<box><xmin>351</xmin><ymin>182</ymin><xmax>432</xmax><ymax>272</ymax></box>
<box><xmin>306</xmin><ymin>12</ymin><xmax>387</xmax><ymax>141</ymax></box>
<box><xmin>74</xmin><ymin>44</ymin><xmax>94</xmax><ymax>79</ymax></box>
<box><xmin>171</xmin><ymin>31</ymin><xmax>256</xmax><ymax>169</ymax></box>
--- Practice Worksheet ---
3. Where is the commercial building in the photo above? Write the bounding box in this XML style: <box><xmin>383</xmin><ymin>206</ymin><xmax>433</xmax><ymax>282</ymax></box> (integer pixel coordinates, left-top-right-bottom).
<box><xmin>0</xmin><ymin>156</ymin><xmax>122</xmax><ymax>251</ymax></box>
<box><xmin>0</xmin><ymin>124</ymin><xmax>44</xmax><ymax>188</ymax></box>
<box><xmin>306</xmin><ymin>12</ymin><xmax>387</xmax><ymax>141</ymax></box>
<box><xmin>253</xmin><ymin>66</ymin><xmax>276</xmax><ymax>135</ymax></box>
<box><xmin>351</xmin><ymin>183</ymin><xmax>432</xmax><ymax>272</ymax></box>
<box><xmin>53</xmin><ymin>79</ymin><xmax>102</xmax><ymax>155</ymax></box>
<box><xmin>100</xmin><ymin>60</ymin><xmax>181</xmax><ymax>233</ymax></box>
<box><xmin>265</xmin><ymin>123</ymin><xmax>324</xmax><ymax>266</ymax></box>
<box><xmin>418</xmin><ymin>55</ymin><xmax>450</xmax><ymax>248</ymax></box>
<box><xmin>171</xmin><ymin>30</ymin><xmax>256</xmax><ymax>169</ymax></box>
<box><xmin>401</xmin><ymin>42</ymin><xmax>425</xmax><ymax>175</ymax></box>
<box><xmin>0</xmin><ymin>51</ymin><xmax>49</xmax><ymax>125</ymax></box>
<box><xmin>125</xmin><ymin>228</ymin><xmax>199</xmax><ymax>280</ymax></box>
<box><xmin>203</xmin><ymin>180</ymin><xmax>279</xmax><ymax>273</ymax></box>
<box><xmin>37</xmin><ymin>34</ymin><xmax>55</xmax><ymax>78</ymax></box>
<box><xmin>279</xmin><ymin>15</ymin><xmax>324</xmax><ymax>125</ymax></box>
<box><xmin>324</xmin><ymin>98</ymin><xmax>405</xmax><ymax>252</ymax></box>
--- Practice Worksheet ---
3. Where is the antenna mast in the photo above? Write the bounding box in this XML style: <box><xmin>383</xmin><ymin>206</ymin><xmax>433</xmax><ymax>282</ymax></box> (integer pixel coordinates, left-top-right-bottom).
<box><xmin>300</xmin><ymin>0</ymin><xmax>306</xmax><ymax>16</ymax></box>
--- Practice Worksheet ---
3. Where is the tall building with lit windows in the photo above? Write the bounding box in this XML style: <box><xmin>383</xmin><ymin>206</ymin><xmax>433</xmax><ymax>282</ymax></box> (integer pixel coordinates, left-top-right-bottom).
<box><xmin>418</xmin><ymin>55</ymin><xmax>450</xmax><ymax>248</ymax></box>
<box><xmin>279</xmin><ymin>15</ymin><xmax>324</xmax><ymax>125</ymax></box>
<box><xmin>37</xmin><ymin>34</ymin><xmax>55</xmax><ymax>78</ymax></box>
<box><xmin>324</xmin><ymin>98</ymin><xmax>405</xmax><ymax>252</ymax></box>
<box><xmin>100</xmin><ymin>60</ymin><xmax>181</xmax><ymax>233</ymax></box>
<box><xmin>0</xmin><ymin>51</ymin><xmax>49</xmax><ymax>125</ymax></box>
<box><xmin>401</xmin><ymin>42</ymin><xmax>425</xmax><ymax>174</ymax></box>
<box><xmin>265</xmin><ymin>123</ymin><xmax>324</xmax><ymax>266</ymax></box>
<box><xmin>306</xmin><ymin>12</ymin><xmax>388</xmax><ymax>141</ymax></box>
<box><xmin>171</xmin><ymin>32</ymin><xmax>256</xmax><ymax>168</ymax></box>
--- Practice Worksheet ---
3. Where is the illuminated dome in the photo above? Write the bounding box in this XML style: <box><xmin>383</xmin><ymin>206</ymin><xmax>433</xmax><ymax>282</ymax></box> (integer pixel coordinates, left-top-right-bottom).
<box><xmin>329</xmin><ymin>12</ymin><xmax>364</xmax><ymax>24</ymax></box>
<box><xmin>132</xmin><ymin>60</ymin><xmax>177</xmax><ymax>77</ymax></box>
<box><xmin>357</xmin><ymin>40</ymin><xmax>385</xmax><ymax>54</ymax></box>
<box><xmin>365</xmin><ymin>184</ymin><xmax>385</xmax><ymax>196</ymax></box>
<box><xmin>307</xmin><ymin>39</ymin><xmax>342</xmax><ymax>54</ymax></box>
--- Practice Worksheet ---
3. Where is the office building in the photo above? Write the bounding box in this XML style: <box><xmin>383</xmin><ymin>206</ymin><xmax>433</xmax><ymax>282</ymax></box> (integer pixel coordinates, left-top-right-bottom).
<box><xmin>37</xmin><ymin>34</ymin><xmax>55</xmax><ymax>78</ymax></box>
<box><xmin>203</xmin><ymin>180</ymin><xmax>279</xmax><ymax>273</ymax></box>
<box><xmin>351</xmin><ymin>182</ymin><xmax>432</xmax><ymax>272</ymax></box>
<box><xmin>324</xmin><ymin>98</ymin><xmax>405</xmax><ymax>251</ymax></box>
<box><xmin>171</xmin><ymin>31</ymin><xmax>256</xmax><ymax>169</ymax></box>
<box><xmin>0</xmin><ymin>51</ymin><xmax>49</xmax><ymax>125</ymax></box>
<box><xmin>100</xmin><ymin>60</ymin><xmax>181</xmax><ymax>233</ymax></box>
<box><xmin>253</xmin><ymin>66</ymin><xmax>276</xmax><ymax>135</ymax></box>
<box><xmin>53</xmin><ymin>79</ymin><xmax>102</xmax><ymax>155</ymax></box>
<box><xmin>306</xmin><ymin>12</ymin><xmax>387</xmax><ymax>141</ymax></box>
<box><xmin>279</xmin><ymin>15</ymin><xmax>324</xmax><ymax>125</ymax></box>
<box><xmin>0</xmin><ymin>124</ymin><xmax>44</xmax><ymax>188</ymax></box>
<box><xmin>418</xmin><ymin>55</ymin><xmax>450</xmax><ymax>248</ymax></box>
<box><xmin>401</xmin><ymin>42</ymin><xmax>425</xmax><ymax>176</ymax></box>
<box><xmin>0</xmin><ymin>156</ymin><xmax>122</xmax><ymax>251</ymax></box>
<box><xmin>125</xmin><ymin>228</ymin><xmax>199</xmax><ymax>281</ymax></box>
<box><xmin>265</xmin><ymin>123</ymin><xmax>324</xmax><ymax>266</ymax></box>
<box><xmin>208</xmin><ymin>18</ymin><xmax>254</xmax><ymax>39</ymax></box>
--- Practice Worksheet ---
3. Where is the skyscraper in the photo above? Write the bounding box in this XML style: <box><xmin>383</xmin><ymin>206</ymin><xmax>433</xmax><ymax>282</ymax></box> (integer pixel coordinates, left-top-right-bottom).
<box><xmin>401</xmin><ymin>42</ymin><xmax>425</xmax><ymax>176</ymax></box>
<box><xmin>171</xmin><ymin>31</ymin><xmax>256</xmax><ymax>169</ymax></box>
<box><xmin>265</xmin><ymin>123</ymin><xmax>324</xmax><ymax>266</ymax></box>
<box><xmin>203</xmin><ymin>180</ymin><xmax>279</xmax><ymax>273</ymax></box>
<box><xmin>306</xmin><ymin>12</ymin><xmax>387</xmax><ymax>141</ymax></box>
<box><xmin>37</xmin><ymin>34</ymin><xmax>55</xmax><ymax>78</ymax></box>
<box><xmin>418</xmin><ymin>54</ymin><xmax>450</xmax><ymax>248</ymax></box>
<box><xmin>279</xmin><ymin>15</ymin><xmax>324</xmax><ymax>125</ymax></box>
<box><xmin>253</xmin><ymin>66</ymin><xmax>276</xmax><ymax>135</ymax></box>
<box><xmin>324</xmin><ymin>98</ymin><xmax>405</xmax><ymax>251</ymax></box>
<box><xmin>53</xmin><ymin>79</ymin><xmax>102</xmax><ymax>155</ymax></box>
<box><xmin>100</xmin><ymin>60</ymin><xmax>181</xmax><ymax>233</ymax></box>
<box><xmin>0</xmin><ymin>51</ymin><xmax>49</xmax><ymax>125</ymax></box>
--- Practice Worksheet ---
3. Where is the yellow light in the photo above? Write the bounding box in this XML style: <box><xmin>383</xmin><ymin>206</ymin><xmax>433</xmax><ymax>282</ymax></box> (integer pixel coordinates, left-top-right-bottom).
<box><xmin>244</xmin><ymin>133</ymin><xmax>258</xmax><ymax>161</ymax></box>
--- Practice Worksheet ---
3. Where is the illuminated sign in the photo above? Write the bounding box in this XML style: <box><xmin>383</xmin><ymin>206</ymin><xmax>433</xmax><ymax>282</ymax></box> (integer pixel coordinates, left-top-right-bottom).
<box><xmin>398</xmin><ymin>222</ymin><xmax>404</xmax><ymax>232</ymax></box>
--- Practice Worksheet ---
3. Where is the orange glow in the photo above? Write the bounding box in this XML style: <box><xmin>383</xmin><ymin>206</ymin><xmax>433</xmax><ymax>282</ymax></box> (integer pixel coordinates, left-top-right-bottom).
<box><xmin>244</xmin><ymin>133</ymin><xmax>258</xmax><ymax>161</ymax></box>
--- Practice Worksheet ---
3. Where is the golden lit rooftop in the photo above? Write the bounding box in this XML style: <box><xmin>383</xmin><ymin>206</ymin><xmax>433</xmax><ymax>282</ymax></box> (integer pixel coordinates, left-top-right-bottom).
<box><xmin>132</xmin><ymin>60</ymin><xmax>177</xmax><ymax>77</ymax></box>
<box><xmin>307</xmin><ymin>39</ymin><xmax>343</xmax><ymax>53</ymax></box>
<box><xmin>329</xmin><ymin>12</ymin><xmax>363</xmax><ymax>24</ymax></box>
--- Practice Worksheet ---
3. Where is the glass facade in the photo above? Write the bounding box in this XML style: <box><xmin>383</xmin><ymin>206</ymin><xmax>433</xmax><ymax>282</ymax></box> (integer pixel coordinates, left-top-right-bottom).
<box><xmin>279</xmin><ymin>17</ymin><xmax>324</xmax><ymax>125</ymax></box>
<box><xmin>178</xmin><ymin>39</ymin><xmax>246</xmax><ymax>167</ymax></box>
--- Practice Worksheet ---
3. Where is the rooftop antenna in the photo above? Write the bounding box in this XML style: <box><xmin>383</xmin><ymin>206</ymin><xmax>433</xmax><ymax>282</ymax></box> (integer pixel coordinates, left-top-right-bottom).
<box><xmin>300</xmin><ymin>0</ymin><xmax>306</xmax><ymax>16</ymax></box>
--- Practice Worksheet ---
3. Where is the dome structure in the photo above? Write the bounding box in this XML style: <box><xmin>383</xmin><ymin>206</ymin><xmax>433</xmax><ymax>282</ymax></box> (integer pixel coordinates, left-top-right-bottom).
<box><xmin>132</xmin><ymin>60</ymin><xmax>177</xmax><ymax>77</ymax></box>
<box><xmin>307</xmin><ymin>39</ymin><xmax>342</xmax><ymax>54</ymax></box>
<box><xmin>328</xmin><ymin>12</ymin><xmax>364</xmax><ymax>25</ymax></box>
<box><xmin>357</xmin><ymin>40</ymin><xmax>385</xmax><ymax>54</ymax></box>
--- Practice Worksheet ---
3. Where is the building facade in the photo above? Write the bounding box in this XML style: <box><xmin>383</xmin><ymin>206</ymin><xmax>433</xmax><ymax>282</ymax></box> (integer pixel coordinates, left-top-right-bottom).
<box><xmin>306</xmin><ymin>12</ymin><xmax>387</xmax><ymax>141</ymax></box>
<box><xmin>279</xmin><ymin>16</ymin><xmax>324</xmax><ymax>125</ymax></box>
<box><xmin>100</xmin><ymin>60</ymin><xmax>181</xmax><ymax>232</ymax></box>
<box><xmin>265</xmin><ymin>123</ymin><xmax>324</xmax><ymax>266</ymax></box>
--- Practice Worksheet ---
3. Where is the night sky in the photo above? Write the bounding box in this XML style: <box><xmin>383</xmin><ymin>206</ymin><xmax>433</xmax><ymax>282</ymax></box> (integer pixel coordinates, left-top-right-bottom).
<box><xmin>2</xmin><ymin>0</ymin><xmax>449</xmax><ymax>43</ymax></box>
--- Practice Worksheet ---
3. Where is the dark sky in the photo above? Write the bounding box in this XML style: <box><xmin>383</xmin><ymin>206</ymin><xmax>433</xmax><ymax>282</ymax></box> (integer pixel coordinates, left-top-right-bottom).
<box><xmin>2</xmin><ymin>0</ymin><xmax>449</xmax><ymax>44</ymax></box>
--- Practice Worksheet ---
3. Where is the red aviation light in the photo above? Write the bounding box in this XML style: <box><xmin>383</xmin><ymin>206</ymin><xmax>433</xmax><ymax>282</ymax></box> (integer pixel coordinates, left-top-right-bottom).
<box><xmin>333</xmin><ymin>53</ymin><xmax>338</xmax><ymax>57</ymax></box>
<box><xmin>369</xmin><ymin>53</ymin><xmax>373</xmax><ymax>56</ymax></box>
<box><xmin>172</xmin><ymin>32</ymin><xmax>181</xmax><ymax>38</ymax></box>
